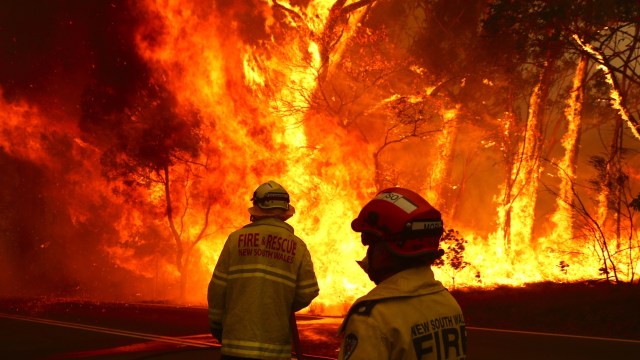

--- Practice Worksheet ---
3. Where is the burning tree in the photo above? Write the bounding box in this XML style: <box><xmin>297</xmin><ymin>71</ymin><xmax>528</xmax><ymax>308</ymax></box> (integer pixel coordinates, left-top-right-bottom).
<box><xmin>585</xmin><ymin>155</ymin><xmax>640</xmax><ymax>284</ymax></box>
<box><xmin>82</xmin><ymin>67</ymin><xmax>212</xmax><ymax>300</ymax></box>
<box><xmin>542</xmin><ymin>154</ymin><xmax>640</xmax><ymax>285</ymax></box>
<box><xmin>3</xmin><ymin>0</ymin><xmax>640</xmax><ymax>308</ymax></box>
<box><xmin>372</xmin><ymin>93</ymin><xmax>448</xmax><ymax>190</ymax></box>
<box><xmin>476</xmin><ymin>0</ymin><xmax>640</xmax><ymax>273</ymax></box>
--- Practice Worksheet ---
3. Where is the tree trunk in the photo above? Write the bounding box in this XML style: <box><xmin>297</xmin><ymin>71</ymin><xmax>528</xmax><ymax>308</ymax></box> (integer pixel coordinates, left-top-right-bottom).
<box><xmin>163</xmin><ymin>165</ymin><xmax>187</xmax><ymax>300</ymax></box>
<box><xmin>508</xmin><ymin>51</ymin><xmax>558</xmax><ymax>252</ymax></box>
<box><xmin>595</xmin><ymin>114</ymin><xmax>624</xmax><ymax>283</ymax></box>
<box><xmin>550</xmin><ymin>54</ymin><xmax>587</xmax><ymax>241</ymax></box>
<box><xmin>424</xmin><ymin>109</ymin><xmax>458</xmax><ymax>217</ymax></box>
<box><xmin>179</xmin><ymin>248</ymin><xmax>192</xmax><ymax>303</ymax></box>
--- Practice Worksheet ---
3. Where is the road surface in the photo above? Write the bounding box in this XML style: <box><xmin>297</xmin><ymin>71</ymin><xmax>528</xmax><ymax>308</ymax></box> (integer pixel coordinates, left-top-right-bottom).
<box><xmin>1</xmin><ymin>298</ymin><xmax>638</xmax><ymax>359</ymax></box>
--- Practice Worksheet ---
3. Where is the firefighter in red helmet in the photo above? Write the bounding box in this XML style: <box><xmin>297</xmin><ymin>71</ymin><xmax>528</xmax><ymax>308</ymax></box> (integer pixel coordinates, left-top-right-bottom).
<box><xmin>208</xmin><ymin>180</ymin><xmax>319</xmax><ymax>360</ymax></box>
<box><xmin>338</xmin><ymin>188</ymin><xmax>467</xmax><ymax>360</ymax></box>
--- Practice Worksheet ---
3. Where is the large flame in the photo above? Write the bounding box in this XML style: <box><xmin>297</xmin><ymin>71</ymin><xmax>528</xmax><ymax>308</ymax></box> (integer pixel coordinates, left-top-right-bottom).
<box><xmin>128</xmin><ymin>0</ymin><xmax>376</xmax><ymax>312</ymax></box>
<box><xmin>1</xmin><ymin>1</ymin><xmax>639</xmax><ymax>313</ymax></box>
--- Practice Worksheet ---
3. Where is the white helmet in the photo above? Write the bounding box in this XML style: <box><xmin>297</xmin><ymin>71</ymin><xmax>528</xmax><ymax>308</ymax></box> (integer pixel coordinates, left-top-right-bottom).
<box><xmin>248</xmin><ymin>180</ymin><xmax>296</xmax><ymax>220</ymax></box>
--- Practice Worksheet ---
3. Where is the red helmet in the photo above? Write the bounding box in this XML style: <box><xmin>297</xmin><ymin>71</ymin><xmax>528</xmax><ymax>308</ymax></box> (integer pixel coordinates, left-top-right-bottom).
<box><xmin>351</xmin><ymin>187</ymin><xmax>444</xmax><ymax>256</ymax></box>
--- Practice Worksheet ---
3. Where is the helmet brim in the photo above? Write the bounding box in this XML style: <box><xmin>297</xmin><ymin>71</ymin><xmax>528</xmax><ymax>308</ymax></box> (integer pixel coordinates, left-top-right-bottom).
<box><xmin>248</xmin><ymin>204</ymin><xmax>296</xmax><ymax>220</ymax></box>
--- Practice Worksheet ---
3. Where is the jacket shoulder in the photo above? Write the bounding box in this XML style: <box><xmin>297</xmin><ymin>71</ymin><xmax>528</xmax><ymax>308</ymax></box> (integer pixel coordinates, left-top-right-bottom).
<box><xmin>339</xmin><ymin>299</ymin><xmax>379</xmax><ymax>334</ymax></box>
<box><xmin>349</xmin><ymin>299</ymin><xmax>378</xmax><ymax>317</ymax></box>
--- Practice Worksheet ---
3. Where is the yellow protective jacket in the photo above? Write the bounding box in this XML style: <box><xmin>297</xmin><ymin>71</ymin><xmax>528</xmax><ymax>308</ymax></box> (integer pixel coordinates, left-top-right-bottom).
<box><xmin>338</xmin><ymin>266</ymin><xmax>467</xmax><ymax>360</ymax></box>
<box><xmin>208</xmin><ymin>217</ymin><xmax>319</xmax><ymax>359</ymax></box>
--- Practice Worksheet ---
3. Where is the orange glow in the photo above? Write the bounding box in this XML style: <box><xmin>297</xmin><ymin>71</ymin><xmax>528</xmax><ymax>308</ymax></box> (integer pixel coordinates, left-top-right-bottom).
<box><xmin>1</xmin><ymin>2</ymin><xmax>639</xmax><ymax>314</ymax></box>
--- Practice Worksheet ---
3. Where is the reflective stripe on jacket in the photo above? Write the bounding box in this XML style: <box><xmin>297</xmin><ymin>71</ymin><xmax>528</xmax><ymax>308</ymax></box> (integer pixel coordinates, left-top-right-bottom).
<box><xmin>338</xmin><ymin>266</ymin><xmax>467</xmax><ymax>360</ymax></box>
<box><xmin>208</xmin><ymin>217</ymin><xmax>319</xmax><ymax>359</ymax></box>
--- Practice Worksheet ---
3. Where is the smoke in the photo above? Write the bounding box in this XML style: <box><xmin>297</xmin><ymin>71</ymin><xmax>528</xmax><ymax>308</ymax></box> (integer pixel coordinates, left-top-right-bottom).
<box><xmin>0</xmin><ymin>0</ymin><xmax>163</xmax><ymax>299</ymax></box>
<box><xmin>214</xmin><ymin>0</ymin><xmax>273</xmax><ymax>43</ymax></box>
<box><xmin>0</xmin><ymin>147</ymin><xmax>149</xmax><ymax>298</ymax></box>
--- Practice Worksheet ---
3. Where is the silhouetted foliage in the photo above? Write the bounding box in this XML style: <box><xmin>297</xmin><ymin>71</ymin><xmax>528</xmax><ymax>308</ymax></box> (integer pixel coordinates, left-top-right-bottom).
<box><xmin>433</xmin><ymin>228</ymin><xmax>471</xmax><ymax>288</ymax></box>
<box><xmin>630</xmin><ymin>194</ymin><xmax>640</xmax><ymax>212</ymax></box>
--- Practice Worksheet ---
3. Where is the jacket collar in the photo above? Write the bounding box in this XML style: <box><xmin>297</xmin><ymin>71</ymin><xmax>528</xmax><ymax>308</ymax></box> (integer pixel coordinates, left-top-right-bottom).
<box><xmin>338</xmin><ymin>266</ymin><xmax>446</xmax><ymax>334</ymax></box>
<box><xmin>357</xmin><ymin>265</ymin><xmax>445</xmax><ymax>303</ymax></box>
<box><xmin>244</xmin><ymin>217</ymin><xmax>295</xmax><ymax>234</ymax></box>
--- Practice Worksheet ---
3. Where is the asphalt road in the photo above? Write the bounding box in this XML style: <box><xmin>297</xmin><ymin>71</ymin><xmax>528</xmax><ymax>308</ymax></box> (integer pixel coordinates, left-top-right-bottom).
<box><xmin>1</xmin><ymin>298</ymin><xmax>638</xmax><ymax>359</ymax></box>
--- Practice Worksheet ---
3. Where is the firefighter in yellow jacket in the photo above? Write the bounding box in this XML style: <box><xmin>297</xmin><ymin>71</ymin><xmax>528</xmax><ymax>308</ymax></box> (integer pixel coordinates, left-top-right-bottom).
<box><xmin>338</xmin><ymin>188</ymin><xmax>467</xmax><ymax>360</ymax></box>
<box><xmin>208</xmin><ymin>180</ymin><xmax>319</xmax><ymax>360</ymax></box>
